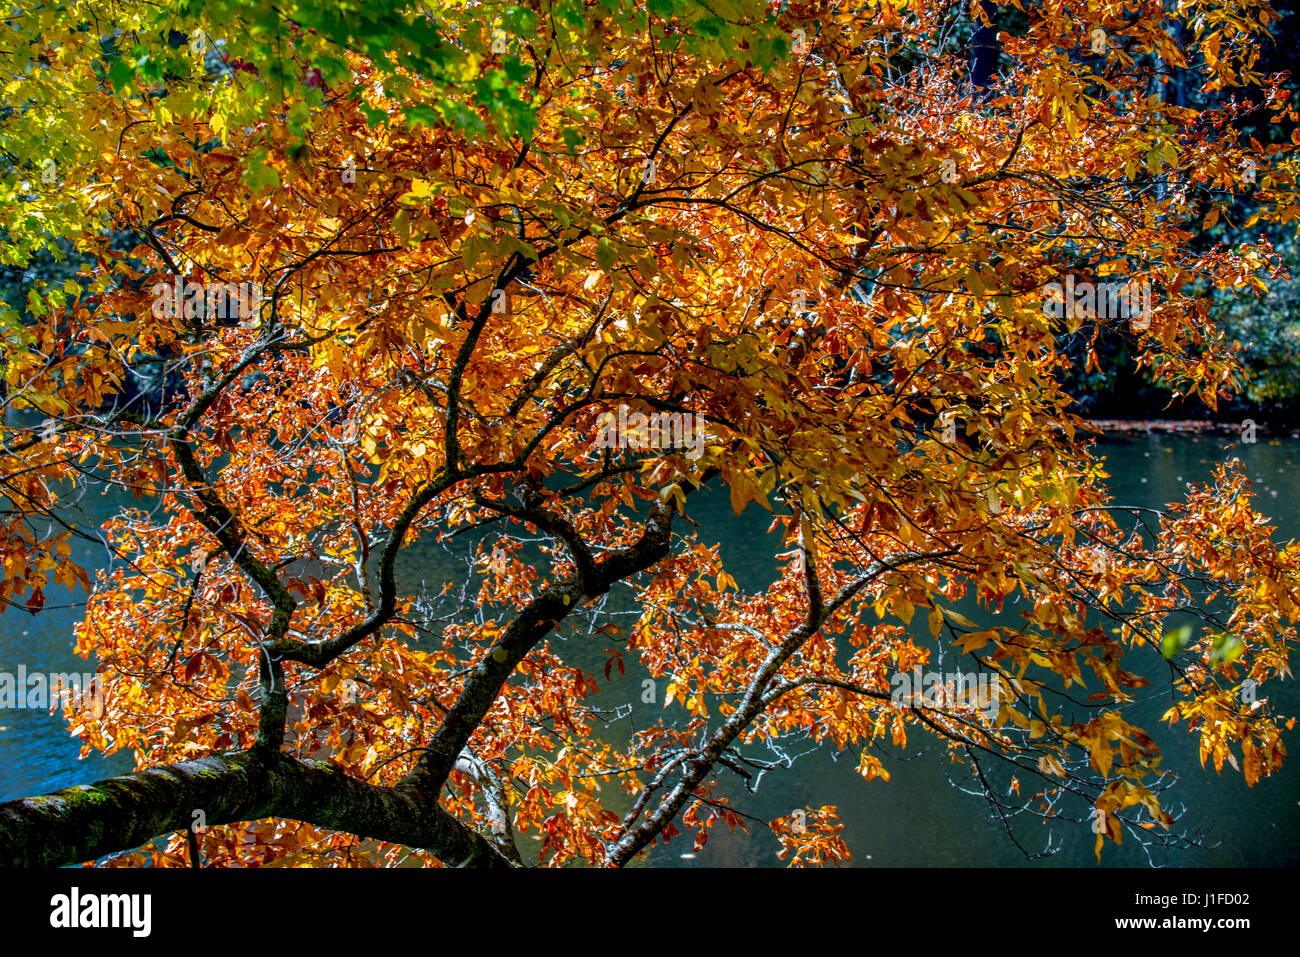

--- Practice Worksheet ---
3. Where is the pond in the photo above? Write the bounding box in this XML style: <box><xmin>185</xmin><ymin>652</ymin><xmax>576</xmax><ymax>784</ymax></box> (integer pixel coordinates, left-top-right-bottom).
<box><xmin>2</xmin><ymin>433</ymin><xmax>1297</xmax><ymax>866</ymax></box>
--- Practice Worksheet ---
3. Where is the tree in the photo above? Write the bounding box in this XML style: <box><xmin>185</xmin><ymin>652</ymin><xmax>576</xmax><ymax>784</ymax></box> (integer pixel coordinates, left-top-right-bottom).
<box><xmin>1</xmin><ymin>0</ymin><xmax>1298</xmax><ymax>868</ymax></box>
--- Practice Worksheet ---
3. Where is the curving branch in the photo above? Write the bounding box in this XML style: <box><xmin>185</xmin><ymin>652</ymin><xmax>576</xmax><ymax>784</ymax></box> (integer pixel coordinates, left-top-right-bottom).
<box><xmin>0</xmin><ymin>751</ymin><xmax>512</xmax><ymax>869</ymax></box>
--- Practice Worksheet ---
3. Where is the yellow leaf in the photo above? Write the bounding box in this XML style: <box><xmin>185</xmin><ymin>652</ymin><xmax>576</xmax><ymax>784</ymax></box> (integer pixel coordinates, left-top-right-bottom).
<box><xmin>893</xmin><ymin>597</ymin><xmax>914</xmax><ymax>625</ymax></box>
<box><xmin>940</xmin><ymin>606</ymin><xmax>978</xmax><ymax>629</ymax></box>
<box><xmin>1037</xmin><ymin>753</ymin><xmax>1066</xmax><ymax>777</ymax></box>
<box><xmin>955</xmin><ymin>630</ymin><xmax>993</xmax><ymax>653</ymax></box>
<box><xmin>857</xmin><ymin>753</ymin><xmax>890</xmax><ymax>782</ymax></box>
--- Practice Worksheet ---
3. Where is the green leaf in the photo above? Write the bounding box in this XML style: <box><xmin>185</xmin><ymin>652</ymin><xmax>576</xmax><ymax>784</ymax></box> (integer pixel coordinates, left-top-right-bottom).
<box><xmin>1159</xmin><ymin>623</ymin><xmax>1194</xmax><ymax>660</ymax></box>
<box><xmin>693</xmin><ymin>17</ymin><xmax>726</xmax><ymax>37</ymax></box>
<box><xmin>595</xmin><ymin>237</ymin><xmax>617</xmax><ymax>272</ymax></box>
<box><xmin>107</xmin><ymin>58</ymin><xmax>134</xmax><ymax>91</ymax></box>
<box><xmin>242</xmin><ymin>148</ymin><xmax>281</xmax><ymax>192</ymax></box>
<box><xmin>1211</xmin><ymin>633</ymin><xmax>1244</xmax><ymax>665</ymax></box>
<box><xmin>502</xmin><ymin>6</ymin><xmax>539</xmax><ymax>35</ymax></box>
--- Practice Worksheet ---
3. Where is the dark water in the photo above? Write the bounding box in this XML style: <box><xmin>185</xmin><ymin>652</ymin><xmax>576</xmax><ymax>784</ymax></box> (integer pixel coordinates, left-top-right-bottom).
<box><xmin>2</xmin><ymin>433</ymin><xmax>1298</xmax><ymax>867</ymax></box>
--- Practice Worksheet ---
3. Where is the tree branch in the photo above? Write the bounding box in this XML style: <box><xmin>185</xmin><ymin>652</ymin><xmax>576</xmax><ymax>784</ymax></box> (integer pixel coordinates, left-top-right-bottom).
<box><xmin>0</xmin><ymin>751</ymin><xmax>513</xmax><ymax>869</ymax></box>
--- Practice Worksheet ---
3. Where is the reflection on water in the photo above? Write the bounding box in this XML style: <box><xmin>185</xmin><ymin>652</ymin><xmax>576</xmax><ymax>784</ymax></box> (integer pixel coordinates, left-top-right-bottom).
<box><xmin>2</xmin><ymin>434</ymin><xmax>1297</xmax><ymax>866</ymax></box>
<box><xmin>0</xmin><ymin>504</ymin><xmax>135</xmax><ymax>800</ymax></box>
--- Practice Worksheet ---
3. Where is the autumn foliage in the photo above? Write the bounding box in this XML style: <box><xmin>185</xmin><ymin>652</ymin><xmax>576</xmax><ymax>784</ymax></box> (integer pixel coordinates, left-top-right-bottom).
<box><xmin>1</xmin><ymin>0</ymin><xmax>1298</xmax><ymax>867</ymax></box>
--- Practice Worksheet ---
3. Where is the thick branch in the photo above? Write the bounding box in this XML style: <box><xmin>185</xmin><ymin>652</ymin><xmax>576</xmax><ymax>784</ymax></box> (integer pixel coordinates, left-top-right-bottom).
<box><xmin>408</xmin><ymin>496</ymin><xmax>685</xmax><ymax>789</ymax></box>
<box><xmin>0</xmin><ymin>751</ymin><xmax>512</xmax><ymax>868</ymax></box>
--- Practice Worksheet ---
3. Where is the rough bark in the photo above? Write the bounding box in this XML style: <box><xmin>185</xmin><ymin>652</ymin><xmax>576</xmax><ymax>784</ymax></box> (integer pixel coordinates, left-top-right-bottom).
<box><xmin>0</xmin><ymin>750</ymin><xmax>512</xmax><ymax>868</ymax></box>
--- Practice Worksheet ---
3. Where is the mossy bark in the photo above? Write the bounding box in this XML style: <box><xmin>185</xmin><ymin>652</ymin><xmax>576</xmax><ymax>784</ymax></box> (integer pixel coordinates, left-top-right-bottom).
<box><xmin>0</xmin><ymin>750</ymin><xmax>511</xmax><ymax>868</ymax></box>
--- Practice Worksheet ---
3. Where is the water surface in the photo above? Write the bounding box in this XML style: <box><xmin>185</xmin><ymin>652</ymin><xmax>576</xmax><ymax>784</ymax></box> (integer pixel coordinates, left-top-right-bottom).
<box><xmin>2</xmin><ymin>433</ymin><xmax>1296</xmax><ymax>866</ymax></box>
